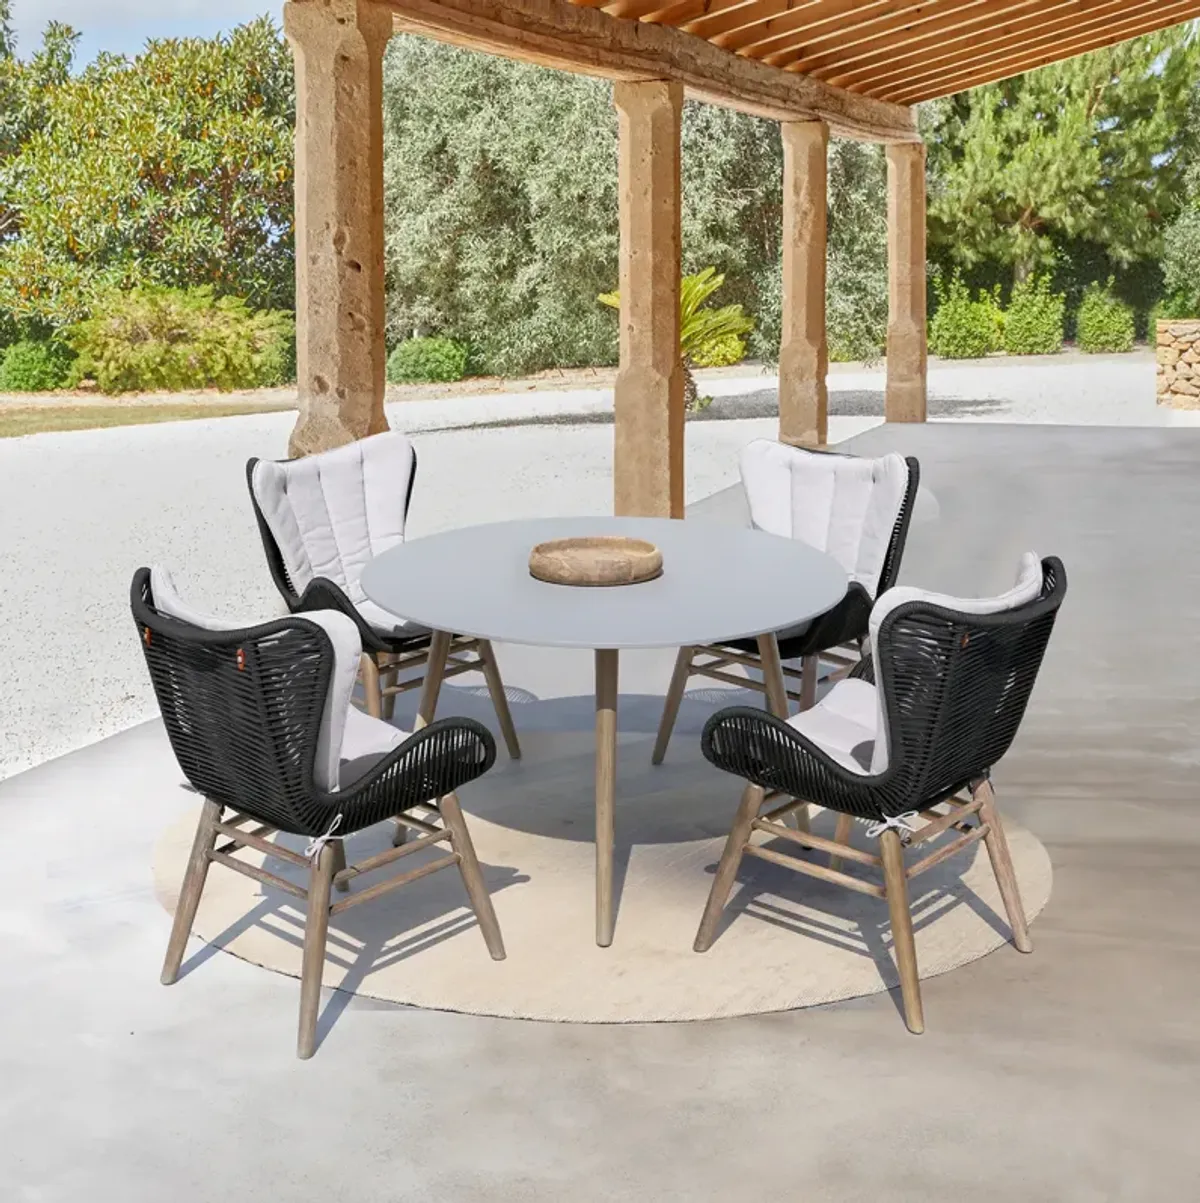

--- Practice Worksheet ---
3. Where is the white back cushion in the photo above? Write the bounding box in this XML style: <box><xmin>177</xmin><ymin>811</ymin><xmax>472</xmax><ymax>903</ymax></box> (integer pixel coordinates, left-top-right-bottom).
<box><xmin>739</xmin><ymin>441</ymin><xmax>909</xmax><ymax>596</ymax></box>
<box><xmin>251</xmin><ymin>430</ymin><xmax>416</xmax><ymax>602</ymax></box>
<box><xmin>149</xmin><ymin>565</ymin><xmax>361</xmax><ymax>793</ymax></box>
<box><xmin>866</xmin><ymin>552</ymin><xmax>1045</xmax><ymax>775</ymax></box>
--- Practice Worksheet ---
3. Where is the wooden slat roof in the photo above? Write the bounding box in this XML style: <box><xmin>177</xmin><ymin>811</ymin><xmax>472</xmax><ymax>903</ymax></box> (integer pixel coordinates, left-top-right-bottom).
<box><xmin>567</xmin><ymin>0</ymin><xmax>1200</xmax><ymax>104</ymax></box>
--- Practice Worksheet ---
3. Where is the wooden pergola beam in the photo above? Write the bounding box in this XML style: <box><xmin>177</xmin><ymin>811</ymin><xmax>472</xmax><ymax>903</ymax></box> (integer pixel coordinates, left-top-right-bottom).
<box><xmin>383</xmin><ymin>0</ymin><xmax>920</xmax><ymax>142</ymax></box>
<box><xmin>829</xmin><ymin>0</ymin><xmax>1164</xmax><ymax>92</ymax></box>
<box><xmin>719</xmin><ymin>0</ymin><xmax>934</xmax><ymax>58</ymax></box>
<box><xmin>774</xmin><ymin>0</ymin><xmax>1044</xmax><ymax>73</ymax></box>
<box><xmin>886</xmin><ymin>3</ymin><xmax>1200</xmax><ymax>103</ymax></box>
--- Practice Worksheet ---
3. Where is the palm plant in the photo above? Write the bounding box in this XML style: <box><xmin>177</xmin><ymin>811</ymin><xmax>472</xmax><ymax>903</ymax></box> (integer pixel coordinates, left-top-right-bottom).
<box><xmin>599</xmin><ymin>267</ymin><xmax>754</xmax><ymax>412</ymax></box>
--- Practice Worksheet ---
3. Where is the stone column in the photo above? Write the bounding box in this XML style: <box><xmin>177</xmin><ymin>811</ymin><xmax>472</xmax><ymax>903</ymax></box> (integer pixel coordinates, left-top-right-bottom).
<box><xmin>885</xmin><ymin>141</ymin><xmax>928</xmax><ymax>424</ymax></box>
<box><xmin>613</xmin><ymin>80</ymin><xmax>685</xmax><ymax>519</ymax></box>
<box><xmin>284</xmin><ymin>0</ymin><xmax>392</xmax><ymax>457</ymax></box>
<box><xmin>779</xmin><ymin>120</ymin><xmax>829</xmax><ymax>447</ymax></box>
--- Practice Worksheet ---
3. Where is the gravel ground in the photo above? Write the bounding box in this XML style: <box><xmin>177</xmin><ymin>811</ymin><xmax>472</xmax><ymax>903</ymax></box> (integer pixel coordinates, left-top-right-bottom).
<box><xmin>0</xmin><ymin>349</ymin><xmax>1191</xmax><ymax>781</ymax></box>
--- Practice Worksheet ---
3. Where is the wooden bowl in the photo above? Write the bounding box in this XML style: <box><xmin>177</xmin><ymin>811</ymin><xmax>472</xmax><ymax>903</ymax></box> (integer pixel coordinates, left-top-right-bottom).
<box><xmin>529</xmin><ymin>536</ymin><xmax>663</xmax><ymax>587</ymax></box>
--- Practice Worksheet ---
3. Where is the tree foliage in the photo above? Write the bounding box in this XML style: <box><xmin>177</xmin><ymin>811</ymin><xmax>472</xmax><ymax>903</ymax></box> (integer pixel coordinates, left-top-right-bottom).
<box><xmin>925</xmin><ymin>29</ymin><xmax>1200</xmax><ymax>285</ymax></box>
<box><xmin>0</xmin><ymin>18</ymin><xmax>294</xmax><ymax>332</ymax></box>
<box><xmin>382</xmin><ymin>36</ymin><xmax>888</xmax><ymax>375</ymax></box>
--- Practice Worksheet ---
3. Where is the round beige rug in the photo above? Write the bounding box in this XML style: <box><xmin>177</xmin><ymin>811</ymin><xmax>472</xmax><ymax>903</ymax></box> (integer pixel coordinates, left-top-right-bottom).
<box><xmin>154</xmin><ymin>730</ymin><xmax>1052</xmax><ymax>1022</ymax></box>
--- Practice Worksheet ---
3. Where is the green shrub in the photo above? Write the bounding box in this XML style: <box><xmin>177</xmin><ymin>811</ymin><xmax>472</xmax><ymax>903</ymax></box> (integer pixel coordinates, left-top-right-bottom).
<box><xmin>0</xmin><ymin>339</ymin><xmax>75</xmax><ymax>392</ymax></box>
<box><xmin>69</xmin><ymin>287</ymin><xmax>294</xmax><ymax>395</ymax></box>
<box><xmin>1003</xmin><ymin>275</ymin><xmax>1065</xmax><ymax>355</ymax></box>
<box><xmin>387</xmin><ymin>337</ymin><xmax>469</xmax><ymax>384</ymax></box>
<box><xmin>929</xmin><ymin>273</ymin><xmax>999</xmax><ymax>359</ymax></box>
<box><xmin>1153</xmin><ymin>294</ymin><xmax>1198</xmax><ymax>323</ymax></box>
<box><xmin>1076</xmin><ymin>282</ymin><xmax>1136</xmax><ymax>353</ymax></box>
<box><xmin>689</xmin><ymin>332</ymin><xmax>746</xmax><ymax>368</ymax></box>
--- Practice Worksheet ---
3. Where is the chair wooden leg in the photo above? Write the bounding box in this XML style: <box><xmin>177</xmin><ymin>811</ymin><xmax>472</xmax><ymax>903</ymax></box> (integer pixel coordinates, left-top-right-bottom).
<box><xmin>477</xmin><ymin>639</ymin><xmax>521</xmax><ymax>760</ymax></box>
<box><xmin>381</xmin><ymin>653</ymin><xmax>399</xmax><ymax>722</ymax></box>
<box><xmin>331</xmin><ymin>839</ymin><xmax>349</xmax><ymax>893</ymax></box>
<box><xmin>360</xmin><ymin>653</ymin><xmax>382</xmax><ymax>719</ymax></box>
<box><xmin>829</xmin><ymin>812</ymin><xmax>854</xmax><ymax>872</ymax></box>
<box><xmin>800</xmin><ymin>654</ymin><xmax>819</xmax><ymax>711</ymax></box>
<box><xmin>297</xmin><ymin>844</ymin><xmax>336</xmax><ymax>1060</ymax></box>
<box><xmin>439</xmin><ymin>791</ymin><xmax>506</xmax><ymax>961</ymax></box>
<box><xmin>694</xmin><ymin>783</ymin><xmax>764</xmax><ymax>953</ymax></box>
<box><xmin>879</xmin><ymin>829</ymin><xmax>924</xmax><ymax>1034</ymax></box>
<box><xmin>974</xmin><ymin>779</ymin><xmax>1033</xmax><ymax>953</ymax></box>
<box><xmin>652</xmin><ymin>646</ymin><xmax>694</xmax><ymax>765</ymax></box>
<box><xmin>161</xmin><ymin>798</ymin><xmax>221</xmax><ymax>985</ymax></box>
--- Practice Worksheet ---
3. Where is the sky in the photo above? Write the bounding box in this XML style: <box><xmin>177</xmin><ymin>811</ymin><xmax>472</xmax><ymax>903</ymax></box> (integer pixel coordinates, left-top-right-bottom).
<box><xmin>10</xmin><ymin>0</ymin><xmax>275</xmax><ymax>63</ymax></box>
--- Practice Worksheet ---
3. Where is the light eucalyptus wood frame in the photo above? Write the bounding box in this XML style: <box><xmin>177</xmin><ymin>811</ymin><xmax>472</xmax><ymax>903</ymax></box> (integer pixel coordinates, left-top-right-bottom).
<box><xmin>693</xmin><ymin>777</ymin><xmax>1031</xmax><ymax>1034</ymax></box>
<box><xmin>161</xmin><ymin>795</ymin><xmax>505</xmax><ymax>1059</ymax></box>
<box><xmin>358</xmin><ymin>635</ymin><xmax>521</xmax><ymax>762</ymax></box>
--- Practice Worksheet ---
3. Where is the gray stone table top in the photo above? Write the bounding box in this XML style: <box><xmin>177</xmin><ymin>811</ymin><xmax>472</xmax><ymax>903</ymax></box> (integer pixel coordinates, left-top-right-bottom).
<box><xmin>361</xmin><ymin>516</ymin><xmax>846</xmax><ymax>651</ymax></box>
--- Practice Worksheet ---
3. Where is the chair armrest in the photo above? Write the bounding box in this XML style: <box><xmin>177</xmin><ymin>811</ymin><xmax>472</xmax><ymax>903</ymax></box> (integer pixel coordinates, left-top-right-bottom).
<box><xmin>701</xmin><ymin>705</ymin><xmax>879</xmax><ymax>819</ymax></box>
<box><xmin>293</xmin><ymin>577</ymin><xmax>389</xmax><ymax>654</ymax></box>
<box><xmin>849</xmin><ymin>655</ymin><xmax>875</xmax><ymax>684</ymax></box>
<box><xmin>801</xmin><ymin>581</ymin><xmax>873</xmax><ymax>655</ymax></box>
<box><xmin>334</xmin><ymin>717</ymin><xmax>498</xmax><ymax>829</ymax></box>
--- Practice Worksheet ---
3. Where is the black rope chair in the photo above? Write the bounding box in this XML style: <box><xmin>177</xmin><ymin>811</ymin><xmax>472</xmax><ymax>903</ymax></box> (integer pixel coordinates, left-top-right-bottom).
<box><xmin>693</xmin><ymin>556</ymin><xmax>1067</xmax><ymax>1034</ymax></box>
<box><xmin>133</xmin><ymin>567</ymin><xmax>505</xmax><ymax>1059</ymax></box>
<box><xmin>653</xmin><ymin>445</ymin><xmax>920</xmax><ymax>768</ymax></box>
<box><xmin>246</xmin><ymin>434</ymin><xmax>520</xmax><ymax>759</ymax></box>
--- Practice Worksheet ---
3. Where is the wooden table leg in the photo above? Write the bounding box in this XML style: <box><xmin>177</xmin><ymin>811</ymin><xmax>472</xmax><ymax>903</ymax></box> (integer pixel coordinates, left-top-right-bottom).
<box><xmin>595</xmin><ymin>648</ymin><xmax>619</xmax><ymax>948</ymax></box>
<box><xmin>415</xmin><ymin>629</ymin><xmax>452</xmax><ymax>731</ymax></box>
<box><xmin>397</xmin><ymin>629</ymin><xmax>453</xmax><ymax>847</ymax></box>
<box><xmin>757</xmin><ymin>633</ymin><xmax>810</xmax><ymax>834</ymax></box>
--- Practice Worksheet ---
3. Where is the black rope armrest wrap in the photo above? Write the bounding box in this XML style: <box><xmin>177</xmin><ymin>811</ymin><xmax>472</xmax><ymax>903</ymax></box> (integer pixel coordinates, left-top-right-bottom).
<box><xmin>701</xmin><ymin>706</ymin><xmax>884</xmax><ymax>819</ymax></box>
<box><xmin>291</xmin><ymin>576</ymin><xmax>411</xmax><ymax>656</ymax></box>
<box><xmin>330</xmin><ymin>717</ymin><xmax>497</xmax><ymax>832</ymax></box>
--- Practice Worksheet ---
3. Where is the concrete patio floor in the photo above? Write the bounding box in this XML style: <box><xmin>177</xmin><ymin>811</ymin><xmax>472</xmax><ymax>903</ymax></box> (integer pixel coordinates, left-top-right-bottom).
<box><xmin>3</xmin><ymin>422</ymin><xmax>1199</xmax><ymax>1200</ymax></box>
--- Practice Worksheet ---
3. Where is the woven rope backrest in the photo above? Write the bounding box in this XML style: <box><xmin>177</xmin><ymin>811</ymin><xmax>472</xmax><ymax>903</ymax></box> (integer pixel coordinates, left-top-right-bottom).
<box><xmin>131</xmin><ymin>569</ymin><xmax>331</xmax><ymax>832</ymax></box>
<box><xmin>876</xmin><ymin>456</ymin><xmax>920</xmax><ymax>597</ymax></box>
<box><xmin>876</xmin><ymin>557</ymin><xmax>1066</xmax><ymax>808</ymax></box>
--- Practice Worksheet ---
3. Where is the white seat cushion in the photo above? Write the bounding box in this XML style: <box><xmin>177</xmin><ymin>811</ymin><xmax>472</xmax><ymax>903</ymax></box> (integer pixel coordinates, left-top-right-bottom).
<box><xmin>149</xmin><ymin>565</ymin><xmax>361</xmax><ymax>794</ymax></box>
<box><xmin>339</xmin><ymin>707</ymin><xmax>410</xmax><ymax>788</ymax></box>
<box><xmin>866</xmin><ymin>552</ymin><xmax>1045</xmax><ymax>775</ymax></box>
<box><xmin>251</xmin><ymin>431</ymin><xmax>420</xmax><ymax>637</ymax></box>
<box><xmin>787</xmin><ymin>677</ymin><xmax>878</xmax><ymax>775</ymax></box>
<box><xmin>740</xmin><ymin>440</ymin><xmax>910</xmax><ymax>597</ymax></box>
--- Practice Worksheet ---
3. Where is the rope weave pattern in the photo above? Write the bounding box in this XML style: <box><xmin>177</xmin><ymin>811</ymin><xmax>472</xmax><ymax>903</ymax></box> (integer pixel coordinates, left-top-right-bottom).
<box><xmin>131</xmin><ymin>568</ymin><xmax>496</xmax><ymax>837</ymax></box>
<box><xmin>702</xmin><ymin>557</ymin><xmax>1066</xmax><ymax>822</ymax></box>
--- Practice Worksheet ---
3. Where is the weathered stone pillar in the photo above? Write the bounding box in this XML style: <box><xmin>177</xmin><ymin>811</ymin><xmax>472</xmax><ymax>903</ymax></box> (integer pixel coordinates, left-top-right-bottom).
<box><xmin>613</xmin><ymin>80</ymin><xmax>685</xmax><ymax>519</ymax></box>
<box><xmin>885</xmin><ymin>141</ymin><xmax>928</xmax><ymax>424</ymax></box>
<box><xmin>284</xmin><ymin>0</ymin><xmax>391</xmax><ymax>457</ymax></box>
<box><xmin>780</xmin><ymin>120</ymin><xmax>829</xmax><ymax>447</ymax></box>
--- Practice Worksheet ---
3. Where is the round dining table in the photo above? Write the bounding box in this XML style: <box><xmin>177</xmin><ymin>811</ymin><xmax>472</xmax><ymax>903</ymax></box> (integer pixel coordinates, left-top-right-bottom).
<box><xmin>361</xmin><ymin>515</ymin><xmax>847</xmax><ymax>947</ymax></box>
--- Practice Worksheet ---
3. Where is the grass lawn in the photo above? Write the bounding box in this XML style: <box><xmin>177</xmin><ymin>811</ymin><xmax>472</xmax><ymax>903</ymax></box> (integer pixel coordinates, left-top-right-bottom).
<box><xmin>0</xmin><ymin>401</ymin><xmax>292</xmax><ymax>438</ymax></box>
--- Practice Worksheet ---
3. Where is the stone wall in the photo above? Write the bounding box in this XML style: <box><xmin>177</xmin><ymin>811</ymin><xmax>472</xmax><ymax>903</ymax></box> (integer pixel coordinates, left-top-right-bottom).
<box><xmin>1157</xmin><ymin>320</ymin><xmax>1200</xmax><ymax>409</ymax></box>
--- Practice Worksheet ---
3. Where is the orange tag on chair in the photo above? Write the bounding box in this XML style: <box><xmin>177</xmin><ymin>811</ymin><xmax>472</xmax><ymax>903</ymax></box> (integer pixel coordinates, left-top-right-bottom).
<box><xmin>236</xmin><ymin>648</ymin><xmax>246</xmax><ymax>671</ymax></box>
<box><xmin>143</xmin><ymin>628</ymin><xmax>152</xmax><ymax>647</ymax></box>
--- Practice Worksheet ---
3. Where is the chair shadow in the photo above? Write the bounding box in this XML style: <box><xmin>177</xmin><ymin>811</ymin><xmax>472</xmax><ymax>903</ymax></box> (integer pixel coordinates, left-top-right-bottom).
<box><xmin>174</xmin><ymin>820</ymin><xmax>527</xmax><ymax>1053</ymax></box>
<box><xmin>700</xmin><ymin>822</ymin><xmax>1017</xmax><ymax>1023</ymax></box>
